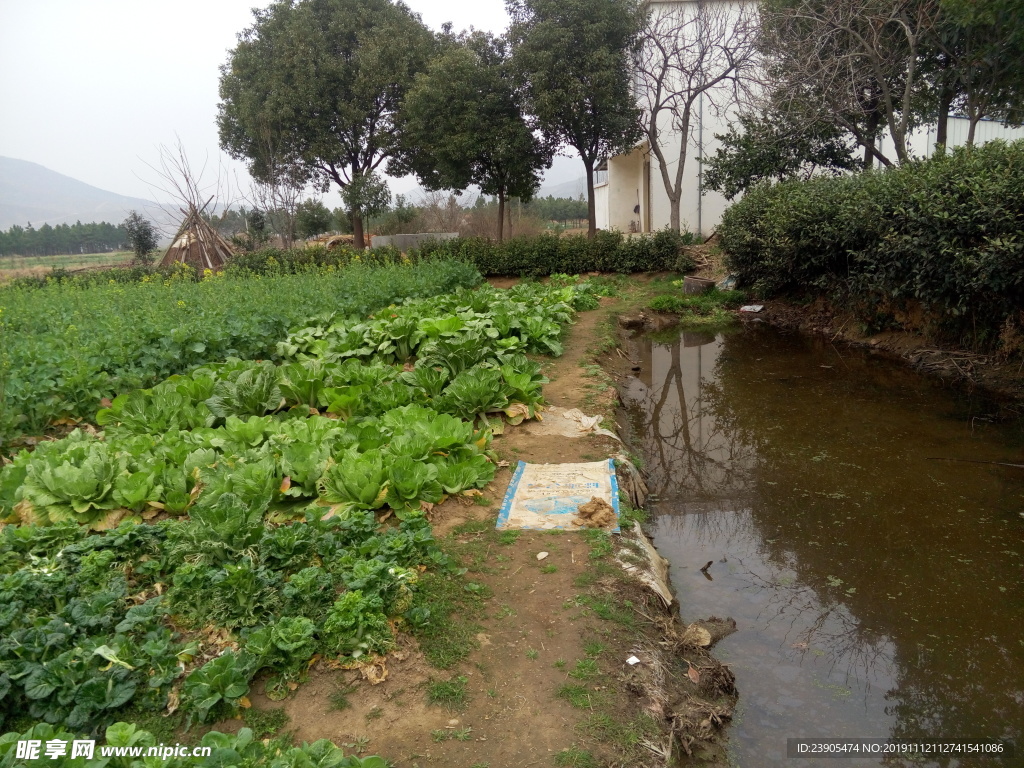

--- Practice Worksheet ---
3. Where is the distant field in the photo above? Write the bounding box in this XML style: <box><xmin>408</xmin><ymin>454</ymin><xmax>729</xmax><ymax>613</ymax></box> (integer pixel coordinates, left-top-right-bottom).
<box><xmin>0</xmin><ymin>251</ymin><xmax>132</xmax><ymax>279</ymax></box>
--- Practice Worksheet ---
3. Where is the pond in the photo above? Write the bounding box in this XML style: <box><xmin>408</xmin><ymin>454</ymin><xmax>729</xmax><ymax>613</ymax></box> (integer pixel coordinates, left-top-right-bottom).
<box><xmin>618</xmin><ymin>325</ymin><xmax>1024</xmax><ymax>767</ymax></box>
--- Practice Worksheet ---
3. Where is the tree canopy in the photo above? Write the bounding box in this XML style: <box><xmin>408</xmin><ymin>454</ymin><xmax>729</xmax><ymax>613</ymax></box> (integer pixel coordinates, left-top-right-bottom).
<box><xmin>396</xmin><ymin>31</ymin><xmax>552</xmax><ymax>241</ymax></box>
<box><xmin>122</xmin><ymin>211</ymin><xmax>160</xmax><ymax>265</ymax></box>
<box><xmin>507</xmin><ymin>0</ymin><xmax>644</xmax><ymax>238</ymax></box>
<box><xmin>750</xmin><ymin>0</ymin><xmax>1024</xmax><ymax>171</ymax></box>
<box><xmin>217</xmin><ymin>0</ymin><xmax>435</xmax><ymax>248</ymax></box>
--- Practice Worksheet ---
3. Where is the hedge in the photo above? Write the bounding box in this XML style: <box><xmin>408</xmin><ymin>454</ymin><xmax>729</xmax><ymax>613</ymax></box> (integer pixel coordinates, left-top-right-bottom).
<box><xmin>719</xmin><ymin>140</ymin><xmax>1024</xmax><ymax>347</ymax></box>
<box><xmin>411</xmin><ymin>229</ymin><xmax>697</xmax><ymax>276</ymax></box>
<box><xmin>2</xmin><ymin>245</ymin><xmax>410</xmax><ymax>290</ymax></box>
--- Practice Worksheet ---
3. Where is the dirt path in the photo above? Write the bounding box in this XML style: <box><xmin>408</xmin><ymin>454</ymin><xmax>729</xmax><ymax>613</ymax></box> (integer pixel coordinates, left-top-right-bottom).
<box><xmin>230</xmin><ymin>292</ymin><xmax>734</xmax><ymax>767</ymax></box>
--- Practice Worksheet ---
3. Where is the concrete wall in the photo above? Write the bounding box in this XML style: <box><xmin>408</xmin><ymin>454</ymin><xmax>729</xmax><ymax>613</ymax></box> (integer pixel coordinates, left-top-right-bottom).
<box><xmin>882</xmin><ymin>116</ymin><xmax>1024</xmax><ymax>162</ymax></box>
<box><xmin>606</xmin><ymin>145</ymin><xmax>649</xmax><ymax>233</ymax></box>
<box><xmin>370</xmin><ymin>233</ymin><xmax>458</xmax><ymax>251</ymax></box>
<box><xmin>594</xmin><ymin>182</ymin><xmax>610</xmax><ymax>231</ymax></box>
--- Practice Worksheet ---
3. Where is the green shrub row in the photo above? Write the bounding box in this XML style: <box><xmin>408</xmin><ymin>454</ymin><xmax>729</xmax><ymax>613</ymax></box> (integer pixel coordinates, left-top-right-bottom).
<box><xmin>2</xmin><ymin>245</ymin><xmax>411</xmax><ymax>290</ymax></box>
<box><xmin>719</xmin><ymin>140</ymin><xmax>1024</xmax><ymax>347</ymax></box>
<box><xmin>412</xmin><ymin>229</ymin><xmax>698</xmax><ymax>276</ymax></box>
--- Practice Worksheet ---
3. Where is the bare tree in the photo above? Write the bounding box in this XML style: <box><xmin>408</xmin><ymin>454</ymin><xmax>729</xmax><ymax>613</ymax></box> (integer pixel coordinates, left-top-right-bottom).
<box><xmin>760</xmin><ymin>0</ymin><xmax>938</xmax><ymax>168</ymax></box>
<box><xmin>635</xmin><ymin>1</ymin><xmax>759</xmax><ymax>233</ymax></box>
<box><xmin>234</xmin><ymin>121</ymin><xmax>310</xmax><ymax>249</ymax></box>
<box><xmin>142</xmin><ymin>138</ymin><xmax>232</xmax><ymax>228</ymax></box>
<box><xmin>417</xmin><ymin>191</ymin><xmax>470</xmax><ymax>234</ymax></box>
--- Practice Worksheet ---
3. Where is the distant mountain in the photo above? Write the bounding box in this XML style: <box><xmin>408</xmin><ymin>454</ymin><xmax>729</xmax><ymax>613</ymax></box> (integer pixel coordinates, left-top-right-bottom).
<box><xmin>536</xmin><ymin>176</ymin><xmax>587</xmax><ymax>200</ymax></box>
<box><xmin>0</xmin><ymin>156</ymin><xmax>161</xmax><ymax>230</ymax></box>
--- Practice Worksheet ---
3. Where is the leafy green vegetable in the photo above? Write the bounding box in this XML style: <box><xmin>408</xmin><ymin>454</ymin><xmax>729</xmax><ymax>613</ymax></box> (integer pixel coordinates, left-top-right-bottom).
<box><xmin>183</xmin><ymin>650</ymin><xmax>253</xmax><ymax>724</ymax></box>
<box><xmin>317</xmin><ymin>450</ymin><xmax>388</xmax><ymax>511</ymax></box>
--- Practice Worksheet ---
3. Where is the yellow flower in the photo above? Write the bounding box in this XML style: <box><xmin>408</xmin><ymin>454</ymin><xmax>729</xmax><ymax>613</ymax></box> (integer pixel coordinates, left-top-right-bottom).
<box><xmin>177</xmin><ymin>300</ymin><xmax>186</xmax><ymax>308</ymax></box>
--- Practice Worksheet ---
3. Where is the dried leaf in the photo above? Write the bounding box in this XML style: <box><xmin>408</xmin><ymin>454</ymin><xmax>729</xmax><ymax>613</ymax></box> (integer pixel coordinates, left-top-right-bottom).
<box><xmin>92</xmin><ymin>508</ymin><xmax>127</xmax><ymax>531</ymax></box>
<box><xmin>280</xmin><ymin>476</ymin><xmax>292</xmax><ymax>493</ymax></box>
<box><xmin>687</xmin><ymin>663</ymin><xmax>701</xmax><ymax>685</ymax></box>
<box><xmin>239</xmin><ymin>696</ymin><xmax>252</xmax><ymax>709</ymax></box>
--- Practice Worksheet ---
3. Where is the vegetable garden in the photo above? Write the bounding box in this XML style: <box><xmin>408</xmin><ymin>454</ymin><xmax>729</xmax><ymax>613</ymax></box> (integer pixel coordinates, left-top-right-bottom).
<box><xmin>0</xmin><ymin>258</ymin><xmax>480</xmax><ymax>446</ymax></box>
<box><xmin>0</xmin><ymin>261</ymin><xmax>601</xmax><ymax>759</ymax></box>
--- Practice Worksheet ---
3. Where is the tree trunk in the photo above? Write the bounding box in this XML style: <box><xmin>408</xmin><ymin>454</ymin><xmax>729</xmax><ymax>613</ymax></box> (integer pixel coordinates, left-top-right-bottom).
<box><xmin>352</xmin><ymin>210</ymin><xmax>365</xmax><ymax>250</ymax></box>
<box><xmin>583</xmin><ymin>156</ymin><xmax>597</xmax><ymax>239</ymax></box>
<box><xmin>936</xmin><ymin>84</ymin><xmax>954</xmax><ymax>150</ymax></box>
<box><xmin>497</xmin><ymin>192</ymin><xmax>505</xmax><ymax>242</ymax></box>
<box><xmin>968</xmin><ymin>114</ymin><xmax>980</xmax><ymax>145</ymax></box>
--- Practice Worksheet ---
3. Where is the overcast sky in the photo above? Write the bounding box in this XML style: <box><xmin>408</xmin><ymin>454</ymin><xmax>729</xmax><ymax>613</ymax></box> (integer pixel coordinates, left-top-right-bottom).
<box><xmin>0</xmin><ymin>0</ymin><xmax>582</xmax><ymax>204</ymax></box>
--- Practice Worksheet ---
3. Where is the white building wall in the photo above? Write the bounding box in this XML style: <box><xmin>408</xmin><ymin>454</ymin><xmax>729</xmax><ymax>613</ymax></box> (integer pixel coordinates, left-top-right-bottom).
<box><xmin>598</xmin><ymin>0</ymin><xmax>751</xmax><ymax>238</ymax></box>
<box><xmin>599</xmin><ymin>0</ymin><xmax>1024</xmax><ymax>239</ymax></box>
<box><xmin>891</xmin><ymin>117</ymin><xmax>1024</xmax><ymax>160</ymax></box>
<box><xmin>594</xmin><ymin>180</ymin><xmax>609</xmax><ymax>230</ymax></box>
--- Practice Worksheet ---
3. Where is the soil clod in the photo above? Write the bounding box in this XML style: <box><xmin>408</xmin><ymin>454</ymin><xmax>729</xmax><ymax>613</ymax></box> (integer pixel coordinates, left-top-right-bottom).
<box><xmin>573</xmin><ymin>496</ymin><xmax>617</xmax><ymax>528</ymax></box>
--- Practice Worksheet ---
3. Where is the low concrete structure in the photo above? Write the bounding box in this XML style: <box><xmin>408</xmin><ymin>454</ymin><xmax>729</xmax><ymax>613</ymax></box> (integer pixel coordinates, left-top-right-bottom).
<box><xmin>370</xmin><ymin>233</ymin><xmax>459</xmax><ymax>251</ymax></box>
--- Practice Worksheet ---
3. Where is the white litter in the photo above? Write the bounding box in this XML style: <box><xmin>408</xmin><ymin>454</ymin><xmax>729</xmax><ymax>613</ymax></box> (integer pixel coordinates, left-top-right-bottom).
<box><xmin>519</xmin><ymin>406</ymin><xmax>621</xmax><ymax>441</ymax></box>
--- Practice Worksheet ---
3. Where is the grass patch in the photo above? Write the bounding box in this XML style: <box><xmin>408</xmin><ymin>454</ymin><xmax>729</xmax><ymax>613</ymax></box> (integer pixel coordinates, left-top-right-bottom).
<box><xmin>648</xmin><ymin>287</ymin><xmax>746</xmax><ymax>327</ymax></box>
<box><xmin>328</xmin><ymin>684</ymin><xmax>359</xmax><ymax>711</ymax></box>
<box><xmin>569</xmin><ymin>658</ymin><xmax>600</xmax><ymax>680</ymax></box>
<box><xmin>583</xmin><ymin>640</ymin><xmax>607</xmax><ymax>657</ymax></box>
<box><xmin>588</xmin><ymin>596</ymin><xmax>637</xmax><ymax>628</ymax></box>
<box><xmin>576</xmin><ymin>712</ymin><xmax>661</xmax><ymax>750</ymax></box>
<box><xmin>453</xmin><ymin>519</ymin><xmax>492</xmax><ymax>535</ymax></box>
<box><xmin>554</xmin><ymin>746</ymin><xmax>599</xmax><ymax>767</ymax></box>
<box><xmin>527</xmin><ymin>648</ymin><xmax>539</xmax><ymax>660</ymax></box>
<box><xmin>540</xmin><ymin>564</ymin><xmax>558</xmax><ymax>574</ymax></box>
<box><xmin>498</xmin><ymin>530</ymin><xmax>521</xmax><ymax>545</ymax></box>
<box><xmin>557</xmin><ymin>684</ymin><xmax>596</xmax><ymax>710</ymax></box>
<box><xmin>617</xmin><ymin>498</ymin><xmax>649</xmax><ymax>527</ymax></box>
<box><xmin>580</xmin><ymin>529</ymin><xmax>613</xmax><ymax>560</ymax></box>
<box><xmin>408</xmin><ymin>570</ymin><xmax>484</xmax><ymax>670</ymax></box>
<box><xmin>431</xmin><ymin>726</ymin><xmax>473</xmax><ymax>742</ymax></box>
<box><xmin>427</xmin><ymin>676</ymin><xmax>469</xmax><ymax>709</ymax></box>
<box><xmin>242</xmin><ymin>708</ymin><xmax>290</xmax><ymax>738</ymax></box>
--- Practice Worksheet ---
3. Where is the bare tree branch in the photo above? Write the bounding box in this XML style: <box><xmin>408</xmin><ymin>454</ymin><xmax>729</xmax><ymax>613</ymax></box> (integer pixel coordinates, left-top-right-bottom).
<box><xmin>636</xmin><ymin>2</ymin><xmax>760</xmax><ymax>232</ymax></box>
<box><xmin>760</xmin><ymin>0</ymin><xmax>938</xmax><ymax>166</ymax></box>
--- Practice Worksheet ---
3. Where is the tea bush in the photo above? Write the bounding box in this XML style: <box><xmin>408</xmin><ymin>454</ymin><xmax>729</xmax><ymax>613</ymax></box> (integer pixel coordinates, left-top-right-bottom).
<box><xmin>719</xmin><ymin>140</ymin><xmax>1024</xmax><ymax>347</ymax></box>
<box><xmin>413</xmin><ymin>229</ymin><xmax>698</xmax><ymax>276</ymax></box>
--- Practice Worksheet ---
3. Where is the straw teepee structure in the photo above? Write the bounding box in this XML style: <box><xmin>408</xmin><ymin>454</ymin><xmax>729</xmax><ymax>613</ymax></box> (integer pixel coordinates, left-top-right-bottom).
<box><xmin>159</xmin><ymin>197</ymin><xmax>234</xmax><ymax>270</ymax></box>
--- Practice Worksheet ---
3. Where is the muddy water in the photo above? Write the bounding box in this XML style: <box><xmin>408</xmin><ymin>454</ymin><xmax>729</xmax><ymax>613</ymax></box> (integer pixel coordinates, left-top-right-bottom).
<box><xmin>619</xmin><ymin>326</ymin><xmax>1024</xmax><ymax>768</ymax></box>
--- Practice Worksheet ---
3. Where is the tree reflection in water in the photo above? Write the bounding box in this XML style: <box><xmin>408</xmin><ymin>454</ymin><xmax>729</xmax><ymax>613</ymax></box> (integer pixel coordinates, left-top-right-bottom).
<box><xmin>621</xmin><ymin>327</ymin><xmax>1024</xmax><ymax>766</ymax></box>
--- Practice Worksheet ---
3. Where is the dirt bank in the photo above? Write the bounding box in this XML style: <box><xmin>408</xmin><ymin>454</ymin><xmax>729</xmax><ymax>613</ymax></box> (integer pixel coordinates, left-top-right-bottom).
<box><xmin>227</xmin><ymin>286</ymin><xmax>738</xmax><ymax>767</ymax></box>
<box><xmin>739</xmin><ymin>298</ymin><xmax>1024</xmax><ymax>410</ymax></box>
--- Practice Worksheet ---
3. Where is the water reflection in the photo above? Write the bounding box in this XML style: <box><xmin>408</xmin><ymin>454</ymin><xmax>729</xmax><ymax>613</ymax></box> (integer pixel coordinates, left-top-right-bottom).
<box><xmin>620</xmin><ymin>327</ymin><xmax>1024</xmax><ymax>768</ymax></box>
<box><xmin>620</xmin><ymin>331</ymin><xmax>758</xmax><ymax>500</ymax></box>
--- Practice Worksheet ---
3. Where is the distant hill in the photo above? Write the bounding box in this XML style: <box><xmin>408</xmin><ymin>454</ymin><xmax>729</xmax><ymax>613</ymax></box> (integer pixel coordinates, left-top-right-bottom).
<box><xmin>536</xmin><ymin>176</ymin><xmax>587</xmax><ymax>200</ymax></box>
<box><xmin>0</xmin><ymin>156</ymin><xmax>161</xmax><ymax>230</ymax></box>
